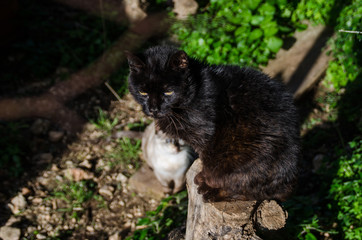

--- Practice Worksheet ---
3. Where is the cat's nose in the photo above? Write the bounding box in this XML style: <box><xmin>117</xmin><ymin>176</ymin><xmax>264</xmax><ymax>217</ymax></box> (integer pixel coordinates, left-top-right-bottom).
<box><xmin>149</xmin><ymin>107</ymin><xmax>159</xmax><ymax>117</ymax></box>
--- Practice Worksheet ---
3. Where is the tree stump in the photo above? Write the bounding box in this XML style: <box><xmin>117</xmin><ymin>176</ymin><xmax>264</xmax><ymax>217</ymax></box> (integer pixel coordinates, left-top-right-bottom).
<box><xmin>185</xmin><ymin>159</ymin><xmax>288</xmax><ymax>240</ymax></box>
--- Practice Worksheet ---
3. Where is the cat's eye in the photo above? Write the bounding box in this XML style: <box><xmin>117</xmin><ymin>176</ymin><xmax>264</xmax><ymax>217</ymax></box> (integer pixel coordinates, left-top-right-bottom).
<box><xmin>139</xmin><ymin>91</ymin><xmax>148</xmax><ymax>96</ymax></box>
<box><xmin>164</xmin><ymin>91</ymin><xmax>174</xmax><ymax>96</ymax></box>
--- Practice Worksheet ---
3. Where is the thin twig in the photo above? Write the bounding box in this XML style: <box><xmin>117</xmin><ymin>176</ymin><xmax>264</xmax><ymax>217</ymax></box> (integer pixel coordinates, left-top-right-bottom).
<box><xmin>338</xmin><ymin>29</ymin><xmax>362</xmax><ymax>34</ymax></box>
<box><xmin>104</xmin><ymin>82</ymin><xmax>125</xmax><ymax>103</ymax></box>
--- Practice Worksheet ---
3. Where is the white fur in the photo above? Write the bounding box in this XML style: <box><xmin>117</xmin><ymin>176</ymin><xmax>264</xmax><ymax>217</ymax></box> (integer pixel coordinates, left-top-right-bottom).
<box><xmin>142</xmin><ymin>122</ymin><xmax>194</xmax><ymax>193</ymax></box>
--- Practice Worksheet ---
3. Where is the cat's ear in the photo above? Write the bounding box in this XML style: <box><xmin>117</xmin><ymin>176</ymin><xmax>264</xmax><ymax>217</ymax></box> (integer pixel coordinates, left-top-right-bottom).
<box><xmin>169</xmin><ymin>50</ymin><xmax>188</xmax><ymax>71</ymax></box>
<box><xmin>125</xmin><ymin>51</ymin><xmax>145</xmax><ymax>73</ymax></box>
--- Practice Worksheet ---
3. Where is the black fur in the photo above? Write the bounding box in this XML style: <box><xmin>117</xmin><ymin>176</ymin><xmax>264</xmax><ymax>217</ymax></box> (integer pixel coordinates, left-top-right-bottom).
<box><xmin>127</xmin><ymin>45</ymin><xmax>300</xmax><ymax>202</ymax></box>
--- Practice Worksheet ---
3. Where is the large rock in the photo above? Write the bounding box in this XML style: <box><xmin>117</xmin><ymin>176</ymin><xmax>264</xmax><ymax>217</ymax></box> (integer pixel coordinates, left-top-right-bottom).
<box><xmin>0</xmin><ymin>226</ymin><xmax>21</xmax><ymax>240</ymax></box>
<box><xmin>128</xmin><ymin>165</ymin><xmax>165</xmax><ymax>200</ymax></box>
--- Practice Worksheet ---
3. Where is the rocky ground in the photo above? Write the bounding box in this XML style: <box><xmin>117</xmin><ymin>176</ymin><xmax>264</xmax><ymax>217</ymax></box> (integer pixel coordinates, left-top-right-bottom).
<box><xmin>0</xmin><ymin>91</ymin><xmax>163</xmax><ymax>240</ymax></box>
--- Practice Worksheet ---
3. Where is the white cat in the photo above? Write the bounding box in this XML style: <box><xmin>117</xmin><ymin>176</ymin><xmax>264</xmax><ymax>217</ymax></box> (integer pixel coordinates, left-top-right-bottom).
<box><xmin>142</xmin><ymin>122</ymin><xmax>196</xmax><ymax>194</ymax></box>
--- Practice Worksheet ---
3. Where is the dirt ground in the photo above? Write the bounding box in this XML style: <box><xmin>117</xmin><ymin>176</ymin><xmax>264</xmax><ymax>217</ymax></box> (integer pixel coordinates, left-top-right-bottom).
<box><xmin>0</xmin><ymin>88</ymin><xmax>163</xmax><ymax>239</ymax></box>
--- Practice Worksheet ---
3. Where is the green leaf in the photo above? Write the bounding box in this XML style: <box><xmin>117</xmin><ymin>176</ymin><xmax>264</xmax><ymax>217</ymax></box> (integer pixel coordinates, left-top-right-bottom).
<box><xmin>246</xmin><ymin>0</ymin><xmax>262</xmax><ymax>10</ymax></box>
<box><xmin>251</xmin><ymin>15</ymin><xmax>264</xmax><ymax>25</ymax></box>
<box><xmin>279</xmin><ymin>25</ymin><xmax>292</xmax><ymax>33</ymax></box>
<box><xmin>249</xmin><ymin>29</ymin><xmax>263</xmax><ymax>42</ymax></box>
<box><xmin>276</xmin><ymin>0</ymin><xmax>287</xmax><ymax>7</ymax></box>
<box><xmin>258</xmin><ymin>3</ymin><xmax>276</xmax><ymax>16</ymax></box>
<box><xmin>234</xmin><ymin>26</ymin><xmax>248</xmax><ymax>37</ymax></box>
<box><xmin>260</xmin><ymin>21</ymin><xmax>278</xmax><ymax>37</ymax></box>
<box><xmin>266</xmin><ymin>36</ymin><xmax>283</xmax><ymax>52</ymax></box>
<box><xmin>305</xmin><ymin>232</ymin><xmax>318</xmax><ymax>240</ymax></box>
<box><xmin>281</xmin><ymin>8</ymin><xmax>292</xmax><ymax>18</ymax></box>
<box><xmin>138</xmin><ymin>218</ymin><xmax>151</xmax><ymax>226</ymax></box>
<box><xmin>240</xmin><ymin>9</ymin><xmax>252</xmax><ymax>22</ymax></box>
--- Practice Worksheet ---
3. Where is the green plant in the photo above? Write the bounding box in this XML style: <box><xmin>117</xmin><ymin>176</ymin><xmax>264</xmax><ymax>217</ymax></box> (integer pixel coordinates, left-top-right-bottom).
<box><xmin>325</xmin><ymin>0</ymin><xmax>362</xmax><ymax>91</ymax></box>
<box><xmin>49</xmin><ymin>180</ymin><xmax>104</xmax><ymax>219</ymax></box>
<box><xmin>172</xmin><ymin>0</ymin><xmax>307</xmax><ymax>67</ymax></box>
<box><xmin>127</xmin><ymin>191</ymin><xmax>188</xmax><ymax>240</ymax></box>
<box><xmin>106</xmin><ymin>137</ymin><xmax>142</xmax><ymax>171</ymax></box>
<box><xmin>292</xmin><ymin>0</ymin><xmax>336</xmax><ymax>25</ymax></box>
<box><xmin>329</xmin><ymin>139</ymin><xmax>362</xmax><ymax>240</ymax></box>
<box><xmin>91</xmin><ymin>108</ymin><xmax>119</xmax><ymax>134</ymax></box>
<box><xmin>298</xmin><ymin>215</ymin><xmax>338</xmax><ymax>240</ymax></box>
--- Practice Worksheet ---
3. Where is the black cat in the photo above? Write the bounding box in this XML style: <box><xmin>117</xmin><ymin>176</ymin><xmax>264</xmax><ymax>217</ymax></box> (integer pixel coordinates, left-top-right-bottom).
<box><xmin>126</xmin><ymin>45</ymin><xmax>300</xmax><ymax>202</ymax></box>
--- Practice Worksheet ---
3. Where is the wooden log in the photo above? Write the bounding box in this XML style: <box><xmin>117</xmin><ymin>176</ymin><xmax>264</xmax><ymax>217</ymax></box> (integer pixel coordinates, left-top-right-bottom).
<box><xmin>185</xmin><ymin>159</ymin><xmax>288</xmax><ymax>240</ymax></box>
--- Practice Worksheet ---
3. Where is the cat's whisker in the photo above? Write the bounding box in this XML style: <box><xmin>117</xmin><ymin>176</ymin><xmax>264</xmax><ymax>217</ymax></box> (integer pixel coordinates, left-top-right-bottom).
<box><xmin>169</xmin><ymin>112</ymin><xmax>186</xmax><ymax>129</ymax></box>
<box><xmin>168</xmin><ymin>115</ymin><xmax>180</xmax><ymax>139</ymax></box>
<box><xmin>164</xmin><ymin>117</ymin><xmax>174</xmax><ymax>132</ymax></box>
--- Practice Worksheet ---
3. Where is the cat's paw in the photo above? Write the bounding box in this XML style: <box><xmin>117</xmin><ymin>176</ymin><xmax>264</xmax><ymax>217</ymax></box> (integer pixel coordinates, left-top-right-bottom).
<box><xmin>196</xmin><ymin>181</ymin><xmax>212</xmax><ymax>195</ymax></box>
<box><xmin>194</xmin><ymin>172</ymin><xmax>205</xmax><ymax>185</ymax></box>
<box><xmin>201</xmin><ymin>188</ymin><xmax>223</xmax><ymax>202</ymax></box>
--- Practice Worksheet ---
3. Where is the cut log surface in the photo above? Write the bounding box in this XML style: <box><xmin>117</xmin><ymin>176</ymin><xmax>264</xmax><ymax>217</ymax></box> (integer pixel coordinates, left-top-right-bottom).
<box><xmin>185</xmin><ymin>159</ymin><xmax>287</xmax><ymax>240</ymax></box>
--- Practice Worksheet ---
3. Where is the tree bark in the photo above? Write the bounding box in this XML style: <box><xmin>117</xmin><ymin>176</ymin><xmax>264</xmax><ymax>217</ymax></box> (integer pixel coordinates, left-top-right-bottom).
<box><xmin>185</xmin><ymin>159</ymin><xmax>288</xmax><ymax>240</ymax></box>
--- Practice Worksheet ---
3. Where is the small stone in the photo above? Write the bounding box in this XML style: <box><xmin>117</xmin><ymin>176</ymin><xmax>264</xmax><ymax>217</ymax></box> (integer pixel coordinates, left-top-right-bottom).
<box><xmin>86</xmin><ymin>226</ymin><xmax>94</xmax><ymax>232</ymax></box>
<box><xmin>99</xmin><ymin>185</ymin><xmax>115</xmax><ymax>199</ymax></box>
<box><xmin>109</xmin><ymin>232</ymin><xmax>120</xmax><ymax>240</ymax></box>
<box><xmin>51</xmin><ymin>164</ymin><xmax>59</xmax><ymax>171</ymax></box>
<box><xmin>0</xmin><ymin>226</ymin><xmax>21</xmax><ymax>240</ymax></box>
<box><xmin>64</xmin><ymin>168</ymin><xmax>94</xmax><ymax>182</ymax></box>
<box><xmin>21</xmin><ymin>187</ymin><xmax>31</xmax><ymax>196</ymax></box>
<box><xmin>26</xmin><ymin>226</ymin><xmax>36</xmax><ymax>234</ymax></box>
<box><xmin>94</xmin><ymin>222</ymin><xmax>103</xmax><ymax>230</ymax></box>
<box><xmin>37</xmin><ymin>233</ymin><xmax>47</xmax><ymax>239</ymax></box>
<box><xmin>104</xmin><ymin>165</ymin><xmax>111</xmax><ymax>172</ymax></box>
<box><xmin>8</xmin><ymin>194</ymin><xmax>27</xmax><ymax>214</ymax></box>
<box><xmin>32</xmin><ymin>198</ymin><xmax>43</xmax><ymax>205</ymax></box>
<box><xmin>48</xmin><ymin>131</ymin><xmax>64</xmax><ymax>142</ymax></box>
<box><xmin>79</xmin><ymin>160</ymin><xmax>92</xmax><ymax>169</ymax></box>
<box><xmin>36</xmin><ymin>177</ymin><xmax>50</xmax><ymax>187</ymax></box>
<box><xmin>116</xmin><ymin>173</ymin><xmax>128</xmax><ymax>184</ymax></box>
<box><xmin>65</xmin><ymin>160</ymin><xmax>75</xmax><ymax>168</ymax></box>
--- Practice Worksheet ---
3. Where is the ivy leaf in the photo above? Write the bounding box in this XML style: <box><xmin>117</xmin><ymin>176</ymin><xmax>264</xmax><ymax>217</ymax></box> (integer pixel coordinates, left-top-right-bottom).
<box><xmin>279</xmin><ymin>25</ymin><xmax>292</xmax><ymax>33</ymax></box>
<box><xmin>251</xmin><ymin>15</ymin><xmax>264</xmax><ymax>25</ymax></box>
<box><xmin>240</xmin><ymin>9</ymin><xmax>252</xmax><ymax>23</ymax></box>
<box><xmin>261</xmin><ymin>21</ymin><xmax>279</xmax><ymax>37</ymax></box>
<box><xmin>276</xmin><ymin>0</ymin><xmax>287</xmax><ymax>7</ymax></box>
<box><xmin>258</xmin><ymin>3</ymin><xmax>276</xmax><ymax>16</ymax></box>
<box><xmin>246</xmin><ymin>0</ymin><xmax>262</xmax><ymax>10</ymax></box>
<box><xmin>234</xmin><ymin>25</ymin><xmax>250</xmax><ymax>37</ymax></box>
<box><xmin>249</xmin><ymin>29</ymin><xmax>263</xmax><ymax>42</ymax></box>
<box><xmin>266</xmin><ymin>36</ymin><xmax>283</xmax><ymax>52</ymax></box>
